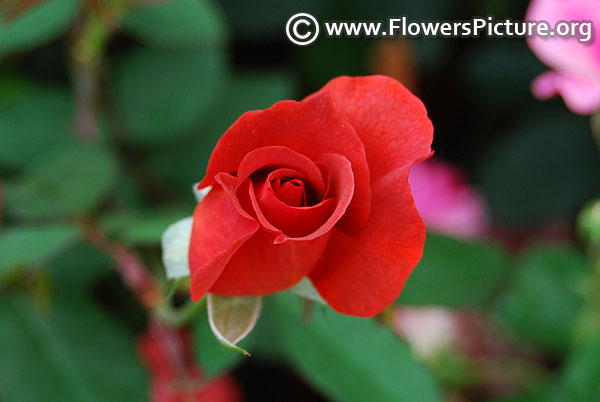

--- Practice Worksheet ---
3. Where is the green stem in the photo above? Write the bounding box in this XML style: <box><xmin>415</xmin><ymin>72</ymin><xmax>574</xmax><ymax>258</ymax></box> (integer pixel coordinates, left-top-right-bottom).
<box><xmin>591</xmin><ymin>111</ymin><xmax>600</xmax><ymax>151</ymax></box>
<box><xmin>163</xmin><ymin>278</ymin><xmax>182</xmax><ymax>305</ymax></box>
<box><xmin>154</xmin><ymin>297</ymin><xmax>207</xmax><ymax>328</ymax></box>
<box><xmin>581</xmin><ymin>201</ymin><xmax>600</xmax><ymax>318</ymax></box>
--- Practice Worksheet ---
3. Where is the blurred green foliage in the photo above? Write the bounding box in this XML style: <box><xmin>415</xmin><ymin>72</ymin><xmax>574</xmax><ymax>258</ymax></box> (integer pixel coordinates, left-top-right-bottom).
<box><xmin>0</xmin><ymin>292</ymin><xmax>148</xmax><ymax>402</ymax></box>
<box><xmin>263</xmin><ymin>293</ymin><xmax>441</xmax><ymax>402</ymax></box>
<box><xmin>397</xmin><ymin>233</ymin><xmax>508</xmax><ymax>307</ymax></box>
<box><xmin>495</xmin><ymin>245</ymin><xmax>587</xmax><ymax>354</ymax></box>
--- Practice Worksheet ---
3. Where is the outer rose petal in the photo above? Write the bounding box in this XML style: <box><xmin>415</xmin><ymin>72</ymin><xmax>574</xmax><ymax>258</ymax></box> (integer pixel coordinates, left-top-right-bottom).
<box><xmin>189</xmin><ymin>187</ymin><xmax>259</xmax><ymax>301</ymax></box>
<box><xmin>198</xmin><ymin>92</ymin><xmax>371</xmax><ymax>232</ymax></box>
<box><xmin>308</xmin><ymin>76</ymin><xmax>433</xmax><ymax>317</ymax></box>
<box><xmin>210</xmin><ymin>228</ymin><xmax>330</xmax><ymax>295</ymax></box>
<box><xmin>310</xmin><ymin>169</ymin><xmax>425</xmax><ymax>317</ymax></box>
<box><xmin>307</xmin><ymin>75</ymin><xmax>433</xmax><ymax>181</ymax></box>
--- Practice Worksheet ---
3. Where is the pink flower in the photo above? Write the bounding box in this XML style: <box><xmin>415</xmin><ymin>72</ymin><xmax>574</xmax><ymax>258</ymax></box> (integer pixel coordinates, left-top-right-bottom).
<box><xmin>394</xmin><ymin>308</ymin><xmax>459</xmax><ymax>358</ymax></box>
<box><xmin>409</xmin><ymin>159</ymin><xmax>489</xmax><ymax>238</ymax></box>
<box><xmin>526</xmin><ymin>0</ymin><xmax>600</xmax><ymax>114</ymax></box>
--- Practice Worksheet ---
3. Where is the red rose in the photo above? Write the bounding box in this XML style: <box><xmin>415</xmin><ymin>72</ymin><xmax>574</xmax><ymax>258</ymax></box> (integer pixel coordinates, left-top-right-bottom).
<box><xmin>189</xmin><ymin>75</ymin><xmax>433</xmax><ymax>317</ymax></box>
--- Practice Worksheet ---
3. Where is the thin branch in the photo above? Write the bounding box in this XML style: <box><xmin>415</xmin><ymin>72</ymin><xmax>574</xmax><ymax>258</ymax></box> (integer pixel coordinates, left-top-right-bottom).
<box><xmin>79</xmin><ymin>221</ymin><xmax>162</xmax><ymax>310</ymax></box>
<box><xmin>72</xmin><ymin>64</ymin><xmax>100</xmax><ymax>142</ymax></box>
<box><xmin>0</xmin><ymin>179</ymin><xmax>3</xmax><ymax>231</ymax></box>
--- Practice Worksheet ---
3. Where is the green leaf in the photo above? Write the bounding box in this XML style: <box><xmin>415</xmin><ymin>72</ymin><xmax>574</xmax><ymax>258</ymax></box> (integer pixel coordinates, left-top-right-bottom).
<box><xmin>207</xmin><ymin>294</ymin><xmax>262</xmax><ymax>356</ymax></box>
<box><xmin>0</xmin><ymin>224</ymin><xmax>79</xmax><ymax>280</ymax></box>
<box><xmin>193</xmin><ymin>308</ymin><xmax>246</xmax><ymax>377</ymax></box>
<box><xmin>477</xmin><ymin>111</ymin><xmax>600</xmax><ymax>228</ymax></box>
<box><xmin>0</xmin><ymin>83</ymin><xmax>75</xmax><ymax>168</ymax></box>
<box><xmin>100</xmin><ymin>208</ymin><xmax>191</xmax><ymax>246</ymax></box>
<box><xmin>112</xmin><ymin>46</ymin><xmax>226</xmax><ymax>144</ymax></box>
<box><xmin>578</xmin><ymin>200</ymin><xmax>600</xmax><ymax>246</ymax></box>
<box><xmin>121</xmin><ymin>0</ymin><xmax>226</xmax><ymax>48</ymax></box>
<box><xmin>268</xmin><ymin>293</ymin><xmax>441</xmax><ymax>402</ymax></box>
<box><xmin>49</xmin><ymin>244</ymin><xmax>111</xmax><ymax>287</ymax></box>
<box><xmin>0</xmin><ymin>0</ymin><xmax>79</xmax><ymax>57</ymax></box>
<box><xmin>495</xmin><ymin>245</ymin><xmax>587</xmax><ymax>354</ymax></box>
<box><xmin>397</xmin><ymin>233</ymin><xmax>508</xmax><ymax>308</ymax></box>
<box><xmin>557</xmin><ymin>338</ymin><xmax>600</xmax><ymax>402</ymax></box>
<box><xmin>0</xmin><ymin>293</ymin><xmax>148</xmax><ymax>402</ymax></box>
<box><xmin>4</xmin><ymin>144</ymin><xmax>118</xmax><ymax>219</ymax></box>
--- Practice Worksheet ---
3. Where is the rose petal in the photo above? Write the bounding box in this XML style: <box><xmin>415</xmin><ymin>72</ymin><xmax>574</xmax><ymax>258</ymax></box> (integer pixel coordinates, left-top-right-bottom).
<box><xmin>249</xmin><ymin>153</ymin><xmax>354</xmax><ymax>243</ymax></box>
<box><xmin>310</xmin><ymin>168</ymin><xmax>425</xmax><ymax>317</ymax></box>
<box><xmin>214</xmin><ymin>145</ymin><xmax>326</xmax><ymax>221</ymax></box>
<box><xmin>235</xmin><ymin>146</ymin><xmax>325</xmax><ymax>197</ymax></box>
<box><xmin>257</xmin><ymin>178</ymin><xmax>336</xmax><ymax>239</ymax></box>
<box><xmin>267</xmin><ymin>169</ymin><xmax>307</xmax><ymax>206</ymax></box>
<box><xmin>308</xmin><ymin>75</ymin><xmax>433</xmax><ymax>182</ymax></box>
<box><xmin>198</xmin><ymin>93</ymin><xmax>371</xmax><ymax>232</ymax></box>
<box><xmin>189</xmin><ymin>187</ymin><xmax>259</xmax><ymax>302</ymax></box>
<box><xmin>306</xmin><ymin>76</ymin><xmax>433</xmax><ymax>317</ymax></box>
<box><xmin>209</xmin><ymin>228</ymin><xmax>331</xmax><ymax>295</ymax></box>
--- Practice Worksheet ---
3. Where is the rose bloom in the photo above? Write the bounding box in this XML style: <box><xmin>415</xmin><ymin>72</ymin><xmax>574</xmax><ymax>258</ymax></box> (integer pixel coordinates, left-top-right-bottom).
<box><xmin>409</xmin><ymin>159</ymin><xmax>489</xmax><ymax>239</ymax></box>
<box><xmin>526</xmin><ymin>0</ymin><xmax>600</xmax><ymax>114</ymax></box>
<box><xmin>188</xmin><ymin>75</ymin><xmax>433</xmax><ymax>317</ymax></box>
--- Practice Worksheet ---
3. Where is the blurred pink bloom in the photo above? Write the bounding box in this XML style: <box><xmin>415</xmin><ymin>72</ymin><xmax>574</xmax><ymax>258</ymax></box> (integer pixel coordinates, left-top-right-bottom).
<box><xmin>409</xmin><ymin>159</ymin><xmax>489</xmax><ymax>238</ymax></box>
<box><xmin>394</xmin><ymin>308</ymin><xmax>458</xmax><ymax>359</ymax></box>
<box><xmin>526</xmin><ymin>0</ymin><xmax>600</xmax><ymax>114</ymax></box>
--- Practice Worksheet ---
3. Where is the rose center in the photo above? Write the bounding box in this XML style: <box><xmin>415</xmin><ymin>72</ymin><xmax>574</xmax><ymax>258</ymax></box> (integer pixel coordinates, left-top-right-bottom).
<box><xmin>271</xmin><ymin>177</ymin><xmax>306</xmax><ymax>207</ymax></box>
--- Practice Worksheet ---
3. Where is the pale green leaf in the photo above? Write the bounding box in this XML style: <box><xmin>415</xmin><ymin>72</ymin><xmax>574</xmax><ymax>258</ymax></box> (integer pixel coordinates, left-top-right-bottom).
<box><xmin>289</xmin><ymin>277</ymin><xmax>326</xmax><ymax>304</ymax></box>
<box><xmin>207</xmin><ymin>294</ymin><xmax>262</xmax><ymax>356</ymax></box>
<box><xmin>161</xmin><ymin>216</ymin><xmax>193</xmax><ymax>279</ymax></box>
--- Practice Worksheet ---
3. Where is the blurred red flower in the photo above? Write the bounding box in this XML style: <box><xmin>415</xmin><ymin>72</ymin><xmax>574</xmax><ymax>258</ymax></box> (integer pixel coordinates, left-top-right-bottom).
<box><xmin>188</xmin><ymin>75</ymin><xmax>433</xmax><ymax>317</ymax></box>
<box><xmin>138</xmin><ymin>325</ymin><xmax>242</xmax><ymax>402</ymax></box>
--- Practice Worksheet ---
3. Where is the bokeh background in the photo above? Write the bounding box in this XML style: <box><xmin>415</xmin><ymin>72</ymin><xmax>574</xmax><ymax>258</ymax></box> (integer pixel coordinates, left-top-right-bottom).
<box><xmin>1</xmin><ymin>0</ymin><xmax>600</xmax><ymax>401</ymax></box>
